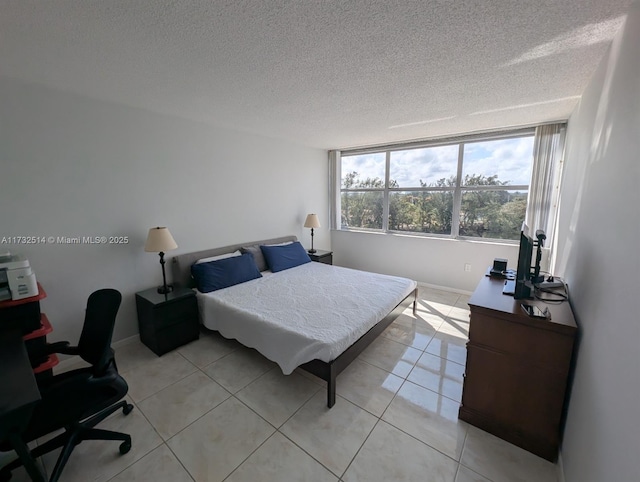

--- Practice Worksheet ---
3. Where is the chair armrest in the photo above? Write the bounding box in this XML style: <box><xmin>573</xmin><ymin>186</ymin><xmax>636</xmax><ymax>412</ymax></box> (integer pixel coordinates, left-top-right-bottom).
<box><xmin>47</xmin><ymin>341</ymin><xmax>80</xmax><ymax>356</ymax></box>
<box><xmin>29</xmin><ymin>341</ymin><xmax>80</xmax><ymax>361</ymax></box>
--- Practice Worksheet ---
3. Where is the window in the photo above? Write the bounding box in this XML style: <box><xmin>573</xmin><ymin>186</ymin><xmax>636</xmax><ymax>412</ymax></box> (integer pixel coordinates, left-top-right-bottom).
<box><xmin>338</xmin><ymin>130</ymin><xmax>535</xmax><ymax>241</ymax></box>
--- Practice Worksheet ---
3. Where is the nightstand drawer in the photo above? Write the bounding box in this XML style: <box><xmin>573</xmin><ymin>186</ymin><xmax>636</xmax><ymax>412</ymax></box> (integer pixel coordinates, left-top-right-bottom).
<box><xmin>152</xmin><ymin>297</ymin><xmax>198</xmax><ymax>329</ymax></box>
<box><xmin>149</xmin><ymin>320</ymin><xmax>200</xmax><ymax>356</ymax></box>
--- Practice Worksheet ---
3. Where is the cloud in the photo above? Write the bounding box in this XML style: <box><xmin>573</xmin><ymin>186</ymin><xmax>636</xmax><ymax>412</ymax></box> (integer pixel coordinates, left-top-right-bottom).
<box><xmin>463</xmin><ymin>137</ymin><xmax>533</xmax><ymax>185</ymax></box>
<box><xmin>342</xmin><ymin>136</ymin><xmax>534</xmax><ymax>188</ymax></box>
<box><xmin>390</xmin><ymin>145</ymin><xmax>458</xmax><ymax>186</ymax></box>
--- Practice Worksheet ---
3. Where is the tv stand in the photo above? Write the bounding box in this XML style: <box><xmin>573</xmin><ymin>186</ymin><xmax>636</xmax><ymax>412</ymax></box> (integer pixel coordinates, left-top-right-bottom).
<box><xmin>459</xmin><ymin>276</ymin><xmax>577</xmax><ymax>461</ymax></box>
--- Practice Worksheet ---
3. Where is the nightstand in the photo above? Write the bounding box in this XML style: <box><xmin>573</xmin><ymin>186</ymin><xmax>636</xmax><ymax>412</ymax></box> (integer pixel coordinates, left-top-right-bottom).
<box><xmin>135</xmin><ymin>286</ymin><xmax>199</xmax><ymax>356</ymax></box>
<box><xmin>308</xmin><ymin>249</ymin><xmax>333</xmax><ymax>265</ymax></box>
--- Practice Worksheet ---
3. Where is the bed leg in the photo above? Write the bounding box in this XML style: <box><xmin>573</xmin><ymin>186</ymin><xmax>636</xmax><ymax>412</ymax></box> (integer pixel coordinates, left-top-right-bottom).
<box><xmin>412</xmin><ymin>288</ymin><xmax>418</xmax><ymax>315</ymax></box>
<box><xmin>327</xmin><ymin>368</ymin><xmax>336</xmax><ymax>408</ymax></box>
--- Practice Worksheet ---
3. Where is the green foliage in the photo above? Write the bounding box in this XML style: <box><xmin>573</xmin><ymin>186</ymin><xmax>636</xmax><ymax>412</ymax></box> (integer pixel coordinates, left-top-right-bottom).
<box><xmin>341</xmin><ymin>172</ymin><xmax>527</xmax><ymax>240</ymax></box>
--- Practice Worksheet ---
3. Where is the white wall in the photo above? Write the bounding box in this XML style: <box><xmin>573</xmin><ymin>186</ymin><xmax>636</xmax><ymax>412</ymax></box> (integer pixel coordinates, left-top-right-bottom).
<box><xmin>0</xmin><ymin>78</ymin><xmax>328</xmax><ymax>344</ymax></box>
<box><xmin>553</xmin><ymin>3</ymin><xmax>640</xmax><ymax>480</ymax></box>
<box><xmin>331</xmin><ymin>230</ymin><xmax>527</xmax><ymax>293</ymax></box>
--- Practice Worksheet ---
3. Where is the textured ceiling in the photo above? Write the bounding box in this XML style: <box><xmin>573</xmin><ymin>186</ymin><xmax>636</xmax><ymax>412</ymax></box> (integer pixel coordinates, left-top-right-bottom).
<box><xmin>0</xmin><ymin>1</ymin><xmax>632</xmax><ymax>149</ymax></box>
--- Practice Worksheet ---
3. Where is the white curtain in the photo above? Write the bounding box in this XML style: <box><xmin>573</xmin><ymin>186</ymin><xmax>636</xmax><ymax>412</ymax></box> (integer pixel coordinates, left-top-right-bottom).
<box><xmin>525</xmin><ymin>124</ymin><xmax>566</xmax><ymax>242</ymax></box>
<box><xmin>328</xmin><ymin>150</ymin><xmax>341</xmax><ymax>230</ymax></box>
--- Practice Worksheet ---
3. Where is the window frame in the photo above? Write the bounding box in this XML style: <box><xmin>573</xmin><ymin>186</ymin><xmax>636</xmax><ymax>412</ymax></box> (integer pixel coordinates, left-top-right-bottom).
<box><xmin>337</xmin><ymin>127</ymin><xmax>535</xmax><ymax>242</ymax></box>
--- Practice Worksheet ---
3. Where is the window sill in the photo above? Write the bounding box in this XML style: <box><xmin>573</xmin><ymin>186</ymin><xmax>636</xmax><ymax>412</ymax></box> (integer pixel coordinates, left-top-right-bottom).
<box><xmin>333</xmin><ymin>228</ymin><xmax>518</xmax><ymax>246</ymax></box>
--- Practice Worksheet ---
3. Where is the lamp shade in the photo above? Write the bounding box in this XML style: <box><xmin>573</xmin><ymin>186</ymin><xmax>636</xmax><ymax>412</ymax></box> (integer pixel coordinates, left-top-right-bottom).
<box><xmin>304</xmin><ymin>214</ymin><xmax>321</xmax><ymax>229</ymax></box>
<box><xmin>144</xmin><ymin>227</ymin><xmax>177</xmax><ymax>253</ymax></box>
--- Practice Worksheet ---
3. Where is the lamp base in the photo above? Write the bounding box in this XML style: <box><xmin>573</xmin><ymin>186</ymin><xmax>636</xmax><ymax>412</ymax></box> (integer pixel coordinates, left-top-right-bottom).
<box><xmin>308</xmin><ymin>249</ymin><xmax>317</xmax><ymax>254</ymax></box>
<box><xmin>157</xmin><ymin>284</ymin><xmax>173</xmax><ymax>295</ymax></box>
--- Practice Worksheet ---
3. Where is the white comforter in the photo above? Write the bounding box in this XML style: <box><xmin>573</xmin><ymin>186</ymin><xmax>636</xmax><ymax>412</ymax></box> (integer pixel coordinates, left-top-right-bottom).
<box><xmin>196</xmin><ymin>262</ymin><xmax>416</xmax><ymax>374</ymax></box>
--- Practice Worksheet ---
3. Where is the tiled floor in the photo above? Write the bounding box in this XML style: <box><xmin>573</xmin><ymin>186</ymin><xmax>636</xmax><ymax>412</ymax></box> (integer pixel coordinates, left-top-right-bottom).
<box><xmin>2</xmin><ymin>286</ymin><xmax>560</xmax><ymax>482</ymax></box>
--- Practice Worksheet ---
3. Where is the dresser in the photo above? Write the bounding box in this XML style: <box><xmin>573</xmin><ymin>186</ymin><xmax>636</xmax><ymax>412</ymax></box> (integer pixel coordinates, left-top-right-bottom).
<box><xmin>458</xmin><ymin>276</ymin><xmax>577</xmax><ymax>461</ymax></box>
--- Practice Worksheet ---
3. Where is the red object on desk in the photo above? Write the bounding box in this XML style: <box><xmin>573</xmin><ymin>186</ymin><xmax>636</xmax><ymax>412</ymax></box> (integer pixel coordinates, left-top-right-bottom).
<box><xmin>1</xmin><ymin>288</ymin><xmax>61</xmax><ymax>375</ymax></box>
<box><xmin>33</xmin><ymin>353</ymin><xmax>59</xmax><ymax>374</ymax></box>
<box><xmin>24</xmin><ymin>314</ymin><xmax>59</xmax><ymax>374</ymax></box>
<box><xmin>23</xmin><ymin>313</ymin><xmax>53</xmax><ymax>341</ymax></box>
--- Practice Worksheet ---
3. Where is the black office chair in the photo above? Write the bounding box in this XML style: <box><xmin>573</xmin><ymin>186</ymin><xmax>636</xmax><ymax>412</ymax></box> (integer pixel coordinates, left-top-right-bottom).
<box><xmin>0</xmin><ymin>289</ymin><xmax>134</xmax><ymax>482</ymax></box>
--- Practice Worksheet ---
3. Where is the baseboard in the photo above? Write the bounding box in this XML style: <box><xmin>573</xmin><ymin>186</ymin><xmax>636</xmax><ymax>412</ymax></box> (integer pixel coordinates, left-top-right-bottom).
<box><xmin>417</xmin><ymin>281</ymin><xmax>473</xmax><ymax>296</ymax></box>
<box><xmin>113</xmin><ymin>333</ymin><xmax>141</xmax><ymax>349</ymax></box>
<box><xmin>557</xmin><ymin>450</ymin><xmax>566</xmax><ymax>482</ymax></box>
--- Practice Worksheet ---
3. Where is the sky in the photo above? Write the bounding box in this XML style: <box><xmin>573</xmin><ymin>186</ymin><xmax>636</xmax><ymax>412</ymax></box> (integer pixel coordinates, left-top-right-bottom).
<box><xmin>342</xmin><ymin>136</ymin><xmax>534</xmax><ymax>188</ymax></box>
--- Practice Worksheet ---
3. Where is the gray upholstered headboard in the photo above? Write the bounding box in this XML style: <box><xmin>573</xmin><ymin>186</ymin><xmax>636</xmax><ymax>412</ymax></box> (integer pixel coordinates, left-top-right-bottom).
<box><xmin>170</xmin><ymin>235</ymin><xmax>298</xmax><ymax>287</ymax></box>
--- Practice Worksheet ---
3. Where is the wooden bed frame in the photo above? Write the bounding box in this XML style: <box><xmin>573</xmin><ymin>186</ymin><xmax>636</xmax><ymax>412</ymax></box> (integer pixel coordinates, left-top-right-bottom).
<box><xmin>171</xmin><ymin>235</ymin><xmax>418</xmax><ymax>408</ymax></box>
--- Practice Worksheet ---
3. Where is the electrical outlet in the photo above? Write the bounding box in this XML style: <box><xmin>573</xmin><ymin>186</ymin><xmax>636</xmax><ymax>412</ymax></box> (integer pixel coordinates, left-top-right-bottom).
<box><xmin>464</xmin><ymin>263</ymin><xmax>471</xmax><ymax>272</ymax></box>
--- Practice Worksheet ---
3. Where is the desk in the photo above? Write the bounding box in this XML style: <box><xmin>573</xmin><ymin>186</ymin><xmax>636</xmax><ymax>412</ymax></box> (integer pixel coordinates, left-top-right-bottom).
<box><xmin>0</xmin><ymin>326</ymin><xmax>45</xmax><ymax>482</ymax></box>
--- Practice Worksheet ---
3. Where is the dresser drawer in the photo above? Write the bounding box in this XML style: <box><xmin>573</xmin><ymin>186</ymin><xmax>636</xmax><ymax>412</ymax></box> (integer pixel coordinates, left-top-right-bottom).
<box><xmin>468</xmin><ymin>311</ymin><xmax>574</xmax><ymax>372</ymax></box>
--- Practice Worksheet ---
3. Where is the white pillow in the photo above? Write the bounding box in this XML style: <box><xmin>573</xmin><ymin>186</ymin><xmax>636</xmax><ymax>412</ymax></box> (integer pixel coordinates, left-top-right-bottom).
<box><xmin>263</xmin><ymin>241</ymin><xmax>293</xmax><ymax>246</ymax></box>
<box><xmin>195</xmin><ymin>250</ymin><xmax>242</xmax><ymax>264</ymax></box>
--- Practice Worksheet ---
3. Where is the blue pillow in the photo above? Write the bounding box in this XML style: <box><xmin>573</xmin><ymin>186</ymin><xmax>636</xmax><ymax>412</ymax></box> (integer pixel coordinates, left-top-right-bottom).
<box><xmin>191</xmin><ymin>252</ymin><xmax>262</xmax><ymax>293</ymax></box>
<box><xmin>260</xmin><ymin>241</ymin><xmax>311</xmax><ymax>272</ymax></box>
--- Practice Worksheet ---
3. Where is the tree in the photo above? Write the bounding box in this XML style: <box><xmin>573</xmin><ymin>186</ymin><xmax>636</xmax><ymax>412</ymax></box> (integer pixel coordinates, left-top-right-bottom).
<box><xmin>342</xmin><ymin>171</ymin><xmax>526</xmax><ymax>239</ymax></box>
<box><xmin>341</xmin><ymin>172</ymin><xmax>389</xmax><ymax>229</ymax></box>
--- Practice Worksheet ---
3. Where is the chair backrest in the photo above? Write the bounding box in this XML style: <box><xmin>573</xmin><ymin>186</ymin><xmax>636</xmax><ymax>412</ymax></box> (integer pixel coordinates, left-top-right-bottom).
<box><xmin>77</xmin><ymin>289</ymin><xmax>122</xmax><ymax>371</ymax></box>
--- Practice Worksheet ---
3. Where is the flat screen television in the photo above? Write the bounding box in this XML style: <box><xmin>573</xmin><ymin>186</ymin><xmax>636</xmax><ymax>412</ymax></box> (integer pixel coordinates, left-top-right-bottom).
<box><xmin>503</xmin><ymin>225</ymin><xmax>546</xmax><ymax>299</ymax></box>
<box><xmin>514</xmin><ymin>229</ymin><xmax>535</xmax><ymax>299</ymax></box>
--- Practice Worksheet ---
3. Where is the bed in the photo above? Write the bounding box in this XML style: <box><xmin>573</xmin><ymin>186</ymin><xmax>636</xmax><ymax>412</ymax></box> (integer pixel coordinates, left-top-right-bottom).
<box><xmin>171</xmin><ymin>235</ymin><xmax>417</xmax><ymax>407</ymax></box>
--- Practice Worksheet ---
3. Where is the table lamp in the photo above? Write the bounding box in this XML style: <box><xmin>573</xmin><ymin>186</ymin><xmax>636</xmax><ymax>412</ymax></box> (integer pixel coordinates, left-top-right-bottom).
<box><xmin>144</xmin><ymin>227</ymin><xmax>178</xmax><ymax>294</ymax></box>
<box><xmin>304</xmin><ymin>214</ymin><xmax>320</xmax><ymax>253</ymax></box>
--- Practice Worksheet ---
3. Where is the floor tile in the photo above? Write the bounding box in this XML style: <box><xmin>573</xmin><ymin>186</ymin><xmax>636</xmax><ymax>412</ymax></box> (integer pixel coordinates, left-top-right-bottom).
<box><xmin>382</xmin><ymin>381</ymin><xmax>468</xmax><ymax>461</ymax></box>
<box><xmin>168</xmin><ymin>397</ymin><xmax>274</xmax><ymax>482</ymax></box>
<box><xmin>419</xmin><ymin>286</ymin><xmax>460</xmax><ymax>304</ymax></box>
<box><xmin>407</xmin><ymin>352</ymin><xmax>465</xmax><ymax>402</ymax></box>
<box><xmin>438</xmin><ymin>317</ymin><xmax>470</xmax><ymax>339</ymax></box>
<box><xmin>343</xmin><ymin>421</ymin><xmax>458</xmax><ymax>482</ymax></box>
<box><xmin>419</xmin><ymin>288</ymin><xmax>460</xmax><ymax>314</ymax></box>
<box><xmin>455</xmin><ymin>294</ymin><xmax>471</xmax><ymax>307</ymax></box>
<box><xmin>460</xmin><ymin>426</ymin><xmax>558</xmax><ymax>482</ymax></box>
<box><xmin>294</xmin><ymin>367</ymin><xmax>328</xmax><ymax>387</ymax></box>
<box><xmin>177</xmin><ymin>331</ymin><xmax>240</xmax><ymax>368</ymax></box>
<box><xmin>381</xmin><ymin>313</ymin><xmax>436</xmax><ymax>350</ymax></box>
<box><xmin>335</xmin><ymin>358</ymin><xmax>404</xmax><ymax>417</ymax></box>
<box><xmin>53</xmin><ymin>357</ymin><xmax>91</xmax><ymax>375</ymax></box>
<box><xmin>446</xmin><ymin>306</ymin><xmax>471</xmax><ymax>324</ymax></box>
<box><xmin>226</xmin><ymin>432</ymin><xmax>337</xmax><ymax>482</ymax></box>
<box><xmin>280</xmin><ymin>391</ymin><xmax>378</xmax><ymax>477</ymax></box>
<box><xmin>121</xmin><ymin>351</ymin><xmax>198</xmax><ymax>402</ymax></box>
<box><xmin>422</xmin><ymin>300</ymin><xmax>455</xmax><ymax>318</ymax></box>
<box><xmin>0</xmin><ymin>444</ymin><xmax>45</xmax><ymax>482</ymax></box>
<box><xmin>137</xmin><ymin>371</ymin><xmax>230</xmax><ymax>440</ymax></box>
<box><xmin>455</xmin><ymin>465</ymin><xmax>492</xmax><ymax>482</ymax></box>
<box><xmin>235</xmin><ymin>369</ymin><xmax>321</xmax><ymax>427</ymax></box>
<box><xmin>203</xmin><ymin>346</ymin><xmax>276</xmax><ymax>393</ymax></box>
<box><xmin>41</xmin><ymin>403</ymin><xmax>162</xmax><ymax>482</ymax></box>
<box><xmin>108</xmin><ymin>444</ymin><xmax>193</xmax><ymax>482</ymax></box>
<box><xmin>113</xmin><ymin>340</ymin><xmax>159</xmax><ymax>373</ymax></box>
<box><xmin>414</xmin><ymin>307</ymin><xmax>447</xmax><ymax>331</ymax></box>
<box><xmin>359</xmin><ymin>336</ymin><xmax>422</xmax><ymax>378</ymax></box>
<box><xmin>425</xmin><ymin>332</ymin><xmax>468</xmax><ymax>366</ymax></box>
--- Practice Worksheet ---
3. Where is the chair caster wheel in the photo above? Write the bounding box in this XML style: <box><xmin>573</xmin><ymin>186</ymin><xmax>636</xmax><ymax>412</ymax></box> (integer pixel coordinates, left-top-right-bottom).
<box><xmin>123</xmin><ymin>403</ymin><xmax>134</xmax><ymax>415</ymax></box>
<box><xmin>119</xmin><ymin>440</ymin><xmax>132</xmax><ymax>455</ymax></box>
